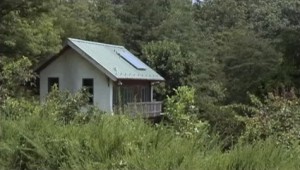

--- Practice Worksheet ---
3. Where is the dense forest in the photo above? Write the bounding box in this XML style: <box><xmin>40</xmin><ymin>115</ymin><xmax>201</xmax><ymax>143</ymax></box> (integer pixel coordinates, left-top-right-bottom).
<box><xmin>1</xmin><ymin>0</ymin><xmax>300</xmax><ymax>169</ymax></box>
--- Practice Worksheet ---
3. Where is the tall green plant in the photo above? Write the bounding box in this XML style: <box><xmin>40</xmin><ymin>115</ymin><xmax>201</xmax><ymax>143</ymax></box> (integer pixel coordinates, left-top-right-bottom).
<box><xmin>143</xmin><ymin>41</ymin><xmax>187</xmax><ymax>98</ymax></box>
<box><xmin>0</xmin><ymin>57</ymin><xmax>36</xmax><ymax>101</ymax></box>
<box><xmin>42</xmin><ymin>86</ymin><xmax>91</xmax><ymax>124</ymax></box>
<box><xmin>165</xmin><ymin>86</ymin><xmax>208</xmax><ymax>138</ymax></box>
<box><xmin>228</xmin><ymin>93</ymin><xmax>300</xmax><ymax>146</ymax></box>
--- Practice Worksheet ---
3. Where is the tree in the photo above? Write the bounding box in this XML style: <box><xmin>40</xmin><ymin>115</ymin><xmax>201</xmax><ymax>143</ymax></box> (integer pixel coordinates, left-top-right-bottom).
<box><xmin>117</xmin><ymin>0</ymin><xmax>170</xmax><ymax>55</ymax></box>
<box><xmin>0</xmin><ymin>0</ymin><xmax>54</xmax><ymax>19</ymax></box>
<box><xmin>193</xmin><ymin>0</ymin><xmax>246</xmax><ymax>33</ymax></box>
<box><xmin>231</xmin><ymin>93</ymin><xmax>300</xmax><ymax>146</ymax></box>
<box><xmin>0</xmin><ymin>57</ymin><xmax>35</xmax><ymax>101</ymax></box>
<box><xmin>158</xmin><ymin>0</ymin><xmax>197</xmax><ymax>48</ymax></box>
<box><xmin>0</xmin><ymin>0</ymin><xmax>61</xmax><ymax>62</ymax></box>
<box><xmin>0</xmin><ymin>13</ymin><xmax>61</xmax><ymax>61</ymax></box>
<box><xmin>143</xmin><ymin>40</ymin><xmax>186</xmax><ymax>98</ymax></box>
<box><xmin>153</xmin><ymin>0</ymin><xmax>226</xmax><ymax>109</ymax></box>
<box><xmin>52</xmin><ymin>0</ymin><xmax>122</xmax><ymax>44</ymax></box>
<box><xmin>276</xmin><ymin>1</ymin><xmax>300</xmax><ymax>89</ymax></box>
<box><xmin>218</xmin><ymin>29</ymin><xmax>282</xmax><ymax>102</ymax></box>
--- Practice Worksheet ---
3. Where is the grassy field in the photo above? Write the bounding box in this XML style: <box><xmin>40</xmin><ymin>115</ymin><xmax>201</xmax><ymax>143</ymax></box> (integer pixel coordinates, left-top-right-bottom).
<box><xmin>1</xmin><ymin>112</ymin><xmax>300</xmax><ymax>170</ymax></box>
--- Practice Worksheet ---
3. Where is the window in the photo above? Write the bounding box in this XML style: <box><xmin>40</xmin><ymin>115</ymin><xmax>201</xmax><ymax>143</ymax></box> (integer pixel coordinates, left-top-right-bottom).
<box><xmin>48</xmin><ymin>77</ymin><xmax>59</xmax><ymax>92</ymax></box>
<box><xmin>82</xmin><ymin>79</ymin><xmax>94</xmax><ymax>104</ymax></box>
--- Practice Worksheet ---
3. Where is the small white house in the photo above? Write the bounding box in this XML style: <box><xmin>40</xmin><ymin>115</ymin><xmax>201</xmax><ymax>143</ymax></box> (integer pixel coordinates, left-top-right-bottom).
<box><xmin>35</xmin><ymin>38</ymin><xmax>164</xmax><ymax>117</ymax></box>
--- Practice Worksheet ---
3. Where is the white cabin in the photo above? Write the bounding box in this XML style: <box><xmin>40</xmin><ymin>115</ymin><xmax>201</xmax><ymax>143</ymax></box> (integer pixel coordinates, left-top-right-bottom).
<box><xmin>36</xmin><ymin>38</ymin><xmax>164</xmax><ymax>117</ymax></box>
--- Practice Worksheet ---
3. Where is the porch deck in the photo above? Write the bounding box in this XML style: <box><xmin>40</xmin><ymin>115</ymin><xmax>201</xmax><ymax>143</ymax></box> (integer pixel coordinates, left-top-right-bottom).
<box><xmin>126</xmin><ymin>101</ymin><xmax>163</xmax><ymax>118</ymax></box>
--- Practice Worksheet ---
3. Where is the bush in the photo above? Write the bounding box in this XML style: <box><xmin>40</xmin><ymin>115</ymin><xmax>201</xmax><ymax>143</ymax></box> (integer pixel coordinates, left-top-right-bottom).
<box><xmin>229</xmin><ymin>93</ymin><xmax>300</xmax><ymax>146</ymax></box>
<box><xmin>0</xmin><ymin>97</ymin><xmax>40</xmax><ymax>119</ymax></box>
<box><xmin>0</xmin><ymin>57</ymin><xmax>36</xmax><ymax>101</ymax></box>
<box><xmin>1</xmin><ymin>87</ymin><xmax>300</xmax><ymax>169</ymax></box>
<box><xmin>203</xmin><ymin>106</ymin><xmax>245</xmax><ymax>150</ymax></box>
<box><xmin>165</xmin><ymin>86</ymin><xmax>209</xmax><ymax>138</ymax></box>
<box><xmin>41</xmin><ymin>86</ymin><xmax>91</xmax><ymax>124</ymax></box>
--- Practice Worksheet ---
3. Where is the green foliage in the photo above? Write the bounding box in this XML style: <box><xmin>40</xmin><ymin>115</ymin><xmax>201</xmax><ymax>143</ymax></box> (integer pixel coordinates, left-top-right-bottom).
<box><xmin>0</xmin><ymin>0</ymin><xmax>54</xmax><ymax>20</ymax></box>
<box><xmin>0</xmin><ymin>98</ymin><xmax>216</xmax><ymax>169</ymax></box>
<box><xmin>2</xmin><ymin>0</ymin><xmax>298</xmax><ymax>106</ymax></box>
<box><xmin>228</xmin><ymin>93</ymin><xmax>300</xmax><ymax>146</ymax></box>
<box><xmin>1</xmin><ymin>102</ymin><xmax>300</xmax><ymax>169</ymax></box>
<box><xmin>0</xmin><ymin>97</ymin><xmax>40</xmax><ymax>120</ymax></box>
<box><xmin>206</xmin><ymin>138</ymin><xmax>300</xmax><ymax>169</ymax></box>
<box><xmin>2</xmin><ymin>1</ymin><xmax>300</xmax><ymax>169</ymax></box>
<box><xmin>143</xmin><ymin>41</ymin><xmax>187</xmax><ymax>97</ymax></box>
<box><xmin>0</xmin><ymin>85</ymin><xmax>94</xmax><ymax>124</ymax></box>
<box><xmin>0</xmin><ymin>12</ymin><xmax>61</xmax><ymax>60</ymax></box>
<box><xmin>42</xmin><ymin>86</ymin><xmax>91</xmax><ymax>124</ymax></box>
<box><xmin>166</xmin><ymin>86</ymin><xmax>196</xmax><ymax>117</ymax></box>
<box><xmin>158</xmin><ymin>0</ymin><xmax>197</xmax><ymax>47</ymax></box>
<box><xmin>218</xmin><ymin>29</ymin><xmax>282</xmax><ymax>102</ymax></box>
<box><xmin>117</xmin><ymin>0</ymin><xmax>170</xmax><ymax>54</ymax></box>
<box><xmin>194</xmin><ymin>0</ymin><xmax>246</xmax><ymax>33</ymax></box>
<box><xmin>51</xmin><ymin>0</ymin><xmax>122</xmax><ymax>44</ymax></box>
<box><xmin>0</xmin><ymin>57</ymin><xmax>36</xmax><ymax>100</ymax></box>
<box><xmin>165</xmin><ymin>86</ymin><xmax>209</xmax><ymax>138</ymax></box>
<box><xmin>201</xmin><ymin>106</ymin><xmax>245</xmax><ymax>150</ymax></box>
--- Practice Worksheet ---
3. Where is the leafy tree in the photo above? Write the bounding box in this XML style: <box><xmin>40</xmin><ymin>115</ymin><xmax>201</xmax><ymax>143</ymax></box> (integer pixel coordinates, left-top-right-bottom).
<box><xmin>52</xmin><ymin>0</ymin><xmax>122</xmax><ymax>44</ymax></box>
<box><xmin>158</xmin><ymin>0</ymin><xmax>197</xmax><ymax>48</ymax></box>
<box><xmin>0</xmin><ymin>0</ymin><xmax>54</xmax><ymax>19</ymax></box>
<box><xmin>229</xmin><ymin>93</ymin><xmax>300</xmax><ymax>146</ymax></box>
<box><xmin>0</xmin><ymin>57</ymin><xmax>36</xmax><ymax>101</ymax></box>
<box><xmin>142</xmin><ymin>40</ymin><xmax>186</xmax><ymax>98</ymax></box>
<box><xmin>117</xmin><ymin>0</ymin><xmax>170</xmax><ymax>55</ymax></box>
<box><xmin>194</xmin><ymin>0</ymin><xmax>286</xmax><ymax>36</ymax></box>
<box><xmin>193</xmin><ymin>0</ymin><xmax>246</xmax><ymax>33</ymax></box>
<box><xmin>0</xmin><ymin>13</ymin><xmax>61</xmax><ymax>61</ymax></box>
<box><xmin>276</xmin><ymin>1</ymin><xmax>300</xmax><ymax>90</ymax></box>
<box><xmin>165</xmin><ymin>86</ymin><xmax>208</xmax><ymax>138</ymax></box>
<box><xmin>0</xmin><ymin>1</ymin><xmax>61</xmax><ymax>61</ymax></box>
<box><xmin>42</xmin><ymin>86</ymin><xmax>90</xmax><ymax>124</ymax></box>
<box><xmin>218</xmin><ymin>29</ymin><xmax>282</xmax><ymax>102</ymax></box>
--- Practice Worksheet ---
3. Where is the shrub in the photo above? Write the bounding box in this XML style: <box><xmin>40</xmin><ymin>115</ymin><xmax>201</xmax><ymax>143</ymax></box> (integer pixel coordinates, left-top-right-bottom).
<box><xmin>165</xmin><ymin>86</ymin><xmax>209</xmax><ymax>138</ymax></box>
<box><xmin>0</xmin><ymin>57</ymin><xmax>36</xmax><ymax>101</ymax></box>
<box><xmin>229</xmin><ymin>93</ymin><xmax>300</xmax><ymax>146</ymax></box>
<box><xmin>41</xmin><ymin>86</ymin><xmax>90</xmax><ymax>124</ymax></box>
<box><xmin>1</xmin><ymin>82</ymin><xmax>300</xmax><ymax>169</ymax></box>
<box><xmin>203</xmin><ymin>106</ymin><xmax>245</xmax><ymax>150</ymax></box>
<box><xmin>0</xmin><ymin>97</ymin><xmax>40</xmax><ymax>119</ymax></box>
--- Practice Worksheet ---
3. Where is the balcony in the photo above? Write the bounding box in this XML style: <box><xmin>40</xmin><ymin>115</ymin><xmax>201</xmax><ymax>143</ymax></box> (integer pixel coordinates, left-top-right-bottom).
<box><xmin>125</xmin><ymin>101</ymin><xmax>163</xmax><ymax>118</ymax></box>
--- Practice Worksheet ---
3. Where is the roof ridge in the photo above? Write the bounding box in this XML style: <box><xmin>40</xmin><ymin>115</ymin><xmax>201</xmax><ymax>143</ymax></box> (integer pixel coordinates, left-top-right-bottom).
<box><xmin>68</xmin><ymin>38</ymin><xmax>125</xmax><ymax>49</ymax></box>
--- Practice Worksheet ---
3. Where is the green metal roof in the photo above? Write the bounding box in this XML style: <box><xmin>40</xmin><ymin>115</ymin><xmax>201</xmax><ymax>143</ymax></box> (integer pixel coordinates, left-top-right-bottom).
<box><xmin>66</xmin><ymin>38</ymin><xmax>164</xmax><ymax>81</ymax></box>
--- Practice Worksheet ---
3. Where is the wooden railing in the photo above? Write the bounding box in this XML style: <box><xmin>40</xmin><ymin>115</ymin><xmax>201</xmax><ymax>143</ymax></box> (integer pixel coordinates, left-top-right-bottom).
<box><xmin>126</xmin><ymin>101</ymin><xmax>163</xmax><ymax>118</ymax></box>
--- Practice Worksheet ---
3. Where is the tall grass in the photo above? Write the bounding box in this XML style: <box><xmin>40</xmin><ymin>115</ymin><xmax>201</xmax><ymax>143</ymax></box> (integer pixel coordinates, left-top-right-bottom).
<box><xmin>1</xmin><ymin>113</ymin><xmax>300</xmax><ymax>169</ymax></box>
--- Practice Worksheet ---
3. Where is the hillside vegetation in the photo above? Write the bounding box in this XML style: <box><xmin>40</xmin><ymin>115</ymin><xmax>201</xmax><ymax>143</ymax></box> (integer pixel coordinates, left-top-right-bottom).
<box><xmin>1</xmin><ymin>92</ymin><xmax>300</xmax><ymax>169</ymax></box>
<box><xmin>1</xmin><ymin>0</ymin><xmax>300</xmax><ymax>169</ymax></box>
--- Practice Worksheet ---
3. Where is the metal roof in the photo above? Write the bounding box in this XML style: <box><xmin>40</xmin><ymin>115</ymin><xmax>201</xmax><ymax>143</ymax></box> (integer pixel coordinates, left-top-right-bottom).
<box><xmin>37</xmin><ymin>38</ymin><xmax>165</xmax><ymax>81</ymax></box>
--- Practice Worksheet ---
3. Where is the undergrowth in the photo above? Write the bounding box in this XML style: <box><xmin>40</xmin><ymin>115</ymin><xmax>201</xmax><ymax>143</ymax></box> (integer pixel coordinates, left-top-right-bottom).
<box><xmin>1</xmin><ymin>113</ymin><xmax>300</xmax><ymax>169</ymax></box>
<box><xmin>1</xmin><ymin>88</ymin><xmax>300</xmax><ymax>169</ymax></box>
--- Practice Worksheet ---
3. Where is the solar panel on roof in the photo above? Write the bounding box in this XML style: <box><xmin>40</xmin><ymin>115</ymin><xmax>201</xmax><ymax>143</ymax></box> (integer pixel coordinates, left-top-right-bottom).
<box><xmin>117</xmin><ymin>51</ymin><xmax>147</xmax><ymax>70</ymax></box>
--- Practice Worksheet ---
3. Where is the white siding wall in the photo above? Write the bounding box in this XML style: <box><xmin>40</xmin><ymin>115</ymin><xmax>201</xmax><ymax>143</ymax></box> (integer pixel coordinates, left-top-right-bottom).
<box><xmin>40</xmin><ymin>48</ymin><xmax>113</xmax><ymax>113</ymax></box>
